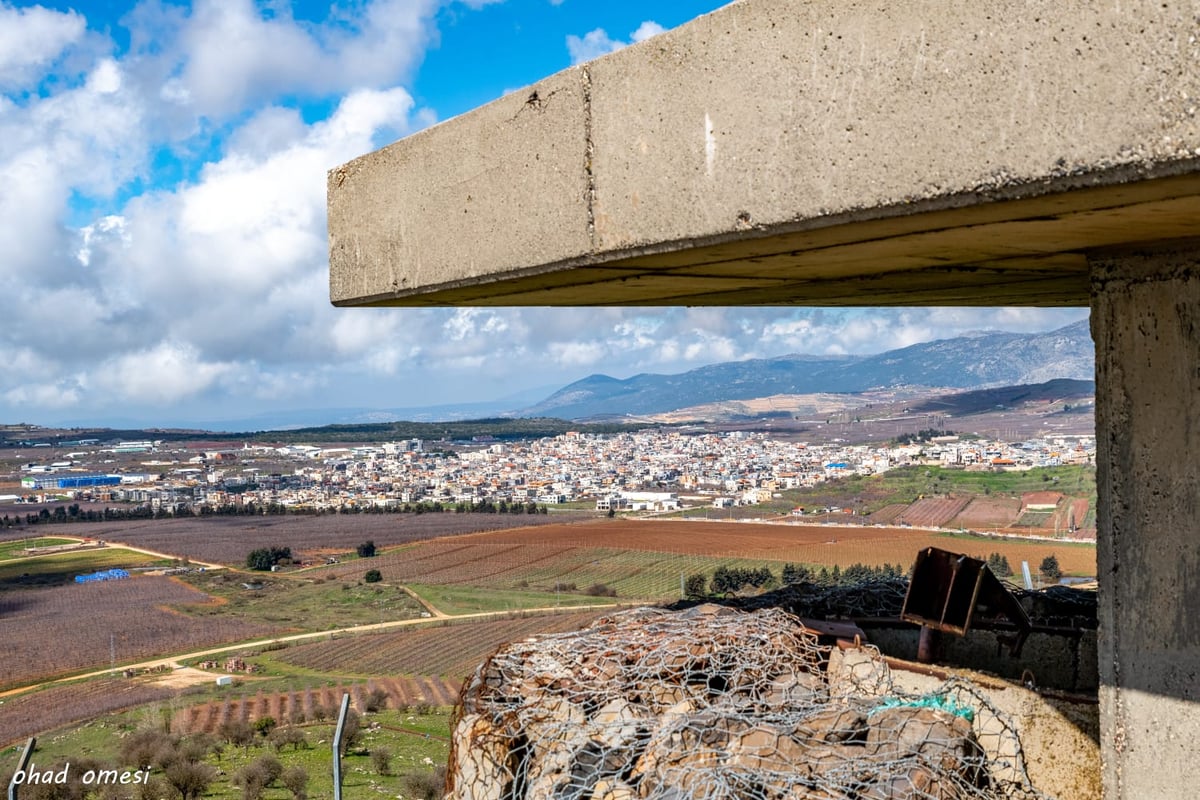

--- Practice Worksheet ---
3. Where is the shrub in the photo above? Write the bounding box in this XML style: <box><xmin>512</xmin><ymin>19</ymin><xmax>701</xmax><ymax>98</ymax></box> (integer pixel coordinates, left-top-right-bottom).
<box><xmin>371</xmin><ymin>747</ymin><xmax>393</xmax><ymax>776</ymax></box>
<box><xmin>270</xmin><ymin>726</ymin><xmax>308</xmax><ymax>751</ymax></box>
<box><xmin>402</xmin><ymin>766</ymin><xmax>448</xmax><ymax>800</ymax></box>
<box><xmin>218</xmin><ymin>719</ymin><xmax>254</xmax><ymax>748</ymax></box>
<box><xmin>281</xmin><ymin>766</ymin><xmax>308</xmax><ymax>800</ymax></box>
<box><xmin>584</xmin><ymin>583</ymin><xmax>617</xmax><ymax>597</ymax></box>
<box><xmin>364</xmin><ymin>687</ymin><xmax>390</xmax><ymax>713</ymax></box>
<box><xmin>338</xmin><ymin>710</ymin><xmax>362</xmax><ymax>754</ymax></box>
<box><xmin>364</xmin><ymin>569</ymin><xmax>382</xmax><ymax>583</ymax></box>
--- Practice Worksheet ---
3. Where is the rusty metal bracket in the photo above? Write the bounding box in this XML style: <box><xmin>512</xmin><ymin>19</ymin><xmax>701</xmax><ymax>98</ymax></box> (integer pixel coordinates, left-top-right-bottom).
<box><xmin>901</xmin><ymin>547</ymin><xmax>1032</xmax><ymax>658</ymax></box>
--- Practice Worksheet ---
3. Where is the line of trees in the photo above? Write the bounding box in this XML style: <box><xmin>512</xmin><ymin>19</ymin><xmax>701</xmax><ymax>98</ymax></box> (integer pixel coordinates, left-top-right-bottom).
<box><xmin>986</xmin><ymin>552</ymin><xmax>1013</xmax><ymax>577</ymax></box>
<box><xmin>685</xmin><ymin>561</ymin><xmax>909</xmax><ymax>599</ymax></box>
<box><xmin>984</xmin><ymin>552</ymin><xmax>1062</xmax><ymax>582</ymax></box>
<box><xmin>0</xmin><ymin>498</ymin><xmax>551</xmax><ymax>529</ymax></box>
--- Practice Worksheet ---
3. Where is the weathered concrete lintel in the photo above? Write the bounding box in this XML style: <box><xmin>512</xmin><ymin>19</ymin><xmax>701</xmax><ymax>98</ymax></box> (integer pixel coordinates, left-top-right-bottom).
<box><xmin>329</xmin><ymin>0</ymin><xmax>1200</xmax><ymax>308</ymax></box>
<box><xmin>335</xmin><ymin>170</ymin><xmax>1200</xmax><ymax>307</ymax></box>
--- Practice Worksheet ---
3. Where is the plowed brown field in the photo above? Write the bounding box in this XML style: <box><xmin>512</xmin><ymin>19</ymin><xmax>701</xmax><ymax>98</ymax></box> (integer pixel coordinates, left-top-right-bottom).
<box><xmin>444</xmin><ymin>519</ymin><xmax>1097</xmax><ymax>576</ymax></box>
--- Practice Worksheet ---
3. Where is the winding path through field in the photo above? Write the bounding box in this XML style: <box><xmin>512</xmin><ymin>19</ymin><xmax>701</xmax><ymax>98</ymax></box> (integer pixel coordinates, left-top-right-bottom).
<box><xmin>0</xmin><ymin>595</ymin><xmax>624</xmax><ymax>700</ymax></box>
<box><xmin>0</xmin><ymin>536</ymin><xmax>226</xmax><ymax>571</ymax></box>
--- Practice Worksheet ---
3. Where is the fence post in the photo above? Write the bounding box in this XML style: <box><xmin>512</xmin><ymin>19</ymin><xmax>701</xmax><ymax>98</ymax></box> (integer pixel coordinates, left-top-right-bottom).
<box><xmin>331</xmin><ymin>693</ymin><xmax>351</xmax><ymax>800</ymax></box>
<box><xmin>7</xmin><ymin>737</ymin><xmax>36</xmax><ymax>800</ymax></box>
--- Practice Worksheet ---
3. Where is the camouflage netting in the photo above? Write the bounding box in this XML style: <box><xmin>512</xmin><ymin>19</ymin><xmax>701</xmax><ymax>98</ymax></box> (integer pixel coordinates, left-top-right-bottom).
<box><xmin>449</xmin><ymin>605</ymin><xmax>1051</xmax><ymax>800</ymax></box>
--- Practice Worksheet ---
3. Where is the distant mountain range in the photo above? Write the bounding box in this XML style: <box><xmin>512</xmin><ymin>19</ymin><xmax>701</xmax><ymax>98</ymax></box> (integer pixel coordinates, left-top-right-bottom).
<box><xmin>61</xmin><ymin>321</ymin><xmax>1092</xmax><ymax>431</ymax></box>
<box><xmin>518</xmin><ymin>320</ymin><xmax>1093</xmax><ymax>420</ymax></box>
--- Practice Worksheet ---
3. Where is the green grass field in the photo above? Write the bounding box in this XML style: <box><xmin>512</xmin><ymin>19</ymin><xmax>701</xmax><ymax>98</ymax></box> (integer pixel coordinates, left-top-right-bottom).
<box><xmin>405</xmin><ymin>582</ymin><xmax>617</xmax><ymax>615</ymax></box>
<box><xmin>0</xmin><ymin>548</ymin><xmax>172</xmax><ymax>588</ymax></box>
<box><xmin>176</xmin><ymin>571</ymin><xmax>429</xmax><ymax>631</ymax></box>
<box><xmin>0</xmin><ymin>704</ymin><xmax>452</xmax><ymax>800</ymax></box>
<box><xmin>0</xmin><ymin>537</ymin><xmax>79</xmax><ymax>561</ymax></box>
<box><xmin>759</xmin><ymin>464</ymin><xmax>1097</xmax><ymax>515</ymax></box>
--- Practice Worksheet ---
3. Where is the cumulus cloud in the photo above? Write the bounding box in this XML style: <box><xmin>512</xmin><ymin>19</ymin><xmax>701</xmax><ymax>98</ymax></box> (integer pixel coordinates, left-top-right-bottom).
<box><xmin>0</xmin><ymin>0</ymin><xmax>438</xmax><ymax>424</ymax></box>
<box><xmin>92</xmin><ymin>342</ymin><xmax>235</xmax><ymax>405</ymax></box>
<box><xmin>567</xmin><ymin>20</ymin><xmax>665</xmax><ymax>65</ymax></box>
<box><xmin>0</xmin><ymin>2</ymin><xmax>86</xmax><ymax>88</ymax></box>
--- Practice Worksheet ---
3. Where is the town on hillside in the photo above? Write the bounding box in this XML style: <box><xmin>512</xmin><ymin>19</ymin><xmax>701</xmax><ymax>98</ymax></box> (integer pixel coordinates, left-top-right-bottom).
<box><xmin>2</xmin><ymin>428</ymin><xmax>1094</xmax><ymax>534</ymax></box>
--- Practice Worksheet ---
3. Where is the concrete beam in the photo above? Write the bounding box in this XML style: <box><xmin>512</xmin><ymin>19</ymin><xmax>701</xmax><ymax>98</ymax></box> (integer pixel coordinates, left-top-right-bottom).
<box><xmin>1091</xmin><ymin>244</ymin><xmax>1200</xmax><ymax>798</ymax></box>
<box><xmin>329</xmin><ymin>0</ymin><xmax>1200</xmax><ymax>307</ymax></box>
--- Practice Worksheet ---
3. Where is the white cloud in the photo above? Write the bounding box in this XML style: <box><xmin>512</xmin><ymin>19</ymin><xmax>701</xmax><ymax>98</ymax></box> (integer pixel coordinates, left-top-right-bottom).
<box><xmin>567</xmin><ymin>20</ymin><xmax>664</xmax><ymax>65</ymax></box>
<box><xmin>150</xmin><ymin>0</ymin><xmax>438</xmax><ymax>119</ymax></box>
<box><xmin>92</xmin><ymin>342</ymin><xmax>234</xmax><ymax>405</ymax></box>
<box><xmin>631</xmin><ymin>21</ymin><xmax>666</xmax><ymax>42</ymax></box>
<box><xmin>549</xmin><ymin>341</ymin><xmax>608</xmax><ymax>367</ymax></box>
<box><xmin>0</xmin><ymin>3</ymin><xmax>86</xmax><ymax>88</ymax></box>
<box><xmin>4</xmin><ymin>380</ymin><xmax>84</xmax><ymax>410</ymax></box>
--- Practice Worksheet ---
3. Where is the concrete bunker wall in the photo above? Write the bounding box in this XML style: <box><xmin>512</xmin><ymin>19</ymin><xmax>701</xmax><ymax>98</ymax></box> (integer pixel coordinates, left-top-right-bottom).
<box><xmin>328</xmin><ymin>2</ymin><xmax>1200</xmax><ymax>797</ymax></box>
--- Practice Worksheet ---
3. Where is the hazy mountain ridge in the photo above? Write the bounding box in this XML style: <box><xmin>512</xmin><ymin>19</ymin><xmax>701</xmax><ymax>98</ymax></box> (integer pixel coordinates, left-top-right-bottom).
<box><xmin>521</xmin><ymin>320</ymin><xmax>1093</xmax><ymax>420</ymax></box>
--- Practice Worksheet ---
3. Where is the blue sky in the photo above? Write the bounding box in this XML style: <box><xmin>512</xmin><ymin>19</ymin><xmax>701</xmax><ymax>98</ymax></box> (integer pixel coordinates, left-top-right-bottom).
<box><xmin>0</xmin><ymin>0</ymin><xmax>1088</xmax><ymax>429</ymax></box>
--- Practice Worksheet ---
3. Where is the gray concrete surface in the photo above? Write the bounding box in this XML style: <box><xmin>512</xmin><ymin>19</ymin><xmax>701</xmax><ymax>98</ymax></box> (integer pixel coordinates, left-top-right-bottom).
<box><xmin>1091</xmin><ymin>245</ymin><xmax>1200</xmax><ymax>799</ymax></box>
<box><xmin>327</xmin><ymin>0</ymin><xmax>1200</xmax><ymax>796</ymax></box>
<box><xmin>329</xmin><ymin>0</ymin><xmax>1200</xmax><ymax>307</ymax></box>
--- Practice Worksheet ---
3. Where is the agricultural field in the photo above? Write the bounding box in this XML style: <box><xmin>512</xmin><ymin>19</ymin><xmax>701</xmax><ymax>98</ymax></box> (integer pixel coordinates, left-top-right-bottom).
<box><xmin>443</xmin><ymin>519</ymin><xmax>1096</xmax><ymax>572</ymax></box>
<box><xmin>759</xmin><ymin>464</ymin><xmax>1097</xmax><ymax>533</ymax></box>
<box><xmin>951</xmin><ymin>496</ymin><xmax>1024</xmax><ymax>528</ymax></box>
<box><xmin>173</xmin><ymin>569</ymin><xmax>430</xmax><ymax>631</ymax></box>
<box><xmin>170</xmin><ymin>678</ymin><xmax>460</xmax><ymax>736</ymax></box>
<box><xmin>0</xmin><ymin>547</ymin><xmax>172</xmax><ymax>589</ymax></box>
<box><xmin>0</xmin><ymin>509</ymin><xmax>1097</xmax><ymax>793</ymax></box>
<box><xmin>0</xmin><ymin>536</ymin><xmax>80</xmax><ymax>561</ymax></box>
<box><xmin>271</xmin><ymin>610</ymin><xmax>610</xmax><ymax>681</ymax></box>
<box><xmin>0</xmin><ymin>576</ymin><xmax>273</xmax><ymax>689</ymax></box>
<box><xmin>304</xmin><ymin>519</ymin><xmax>1096</xmax><ymax>603</ymax></box>
<box><xmin>24</xmin><ymin>511</ymin><xmax>580</xmax><ymax>566</ymax></box>
<box><xmin>0</xmin><ymin>677</ymin><xmax>177</xmax><ymax>747</ymax></box>
<box><xmin>893</xmin><ymin>496</ymin><xmax>972</xmax><ymax>527</ymax></box>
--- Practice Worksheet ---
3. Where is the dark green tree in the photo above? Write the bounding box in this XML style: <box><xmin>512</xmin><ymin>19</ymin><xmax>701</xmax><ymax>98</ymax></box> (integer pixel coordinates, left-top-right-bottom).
<box><xmin>684</xmin><ymin>573</ymin><xmax>708</xmax><ymax>599</ymax></box>
<box><xmin>245</xmin><ymin>546</ymin><xmax>291</xmax><ymax>571</ymax></box>
<box><xmin>1039</xmin><ymin>554</ymin><xmax>1062</xmax><ymax>581</ymax></box>
<box><xmin>781</xmin><ymin>563</ymin><xmax>811</xmax><ymax>585</ymax></box>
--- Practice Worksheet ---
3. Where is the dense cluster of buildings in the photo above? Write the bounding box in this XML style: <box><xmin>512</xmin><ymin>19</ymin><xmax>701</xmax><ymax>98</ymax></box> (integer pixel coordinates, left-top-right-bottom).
<box><xmin>6</xmin><ymin>429</ymin><xmax>1095</xmax><ymax>515</ymax></box>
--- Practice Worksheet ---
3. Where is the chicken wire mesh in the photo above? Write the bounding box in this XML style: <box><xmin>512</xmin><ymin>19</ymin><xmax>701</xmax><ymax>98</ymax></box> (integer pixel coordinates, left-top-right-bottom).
<box><xmin>449</xmin><ymin>605</ymin><xmax>1050</xmax><ymax>800</ymax></box>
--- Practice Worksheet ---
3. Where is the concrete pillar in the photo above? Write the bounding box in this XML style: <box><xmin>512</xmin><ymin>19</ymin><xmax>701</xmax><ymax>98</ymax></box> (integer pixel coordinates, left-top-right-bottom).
<box><xmin>1091</xmin><ymin>244</ymin><xmax>1200</xmax><ymax>798</ymax></box>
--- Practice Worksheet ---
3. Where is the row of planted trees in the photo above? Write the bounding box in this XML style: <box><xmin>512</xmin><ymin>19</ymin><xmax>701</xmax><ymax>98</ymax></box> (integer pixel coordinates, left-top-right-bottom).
<box><xmin>684</xmin><ymin>561</ymin><xmax>909</xmax><ymax>599</ymax></box>
<box><xmin>0</xmin><ymin>497</ymin><xmax>550</xmax><ymax>528</ymax></box>
<box><xmin>683</xmin><ymin>554</ymin><xmax>1065</xmax><ymax>600</ymax></box>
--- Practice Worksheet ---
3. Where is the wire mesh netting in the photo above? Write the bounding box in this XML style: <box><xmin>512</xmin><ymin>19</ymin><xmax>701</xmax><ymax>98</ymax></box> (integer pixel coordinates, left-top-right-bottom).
<box><xmin>449</xmin><ymin>605</ymin><xmax>1050</xmax><ymax>800</ymax></box>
